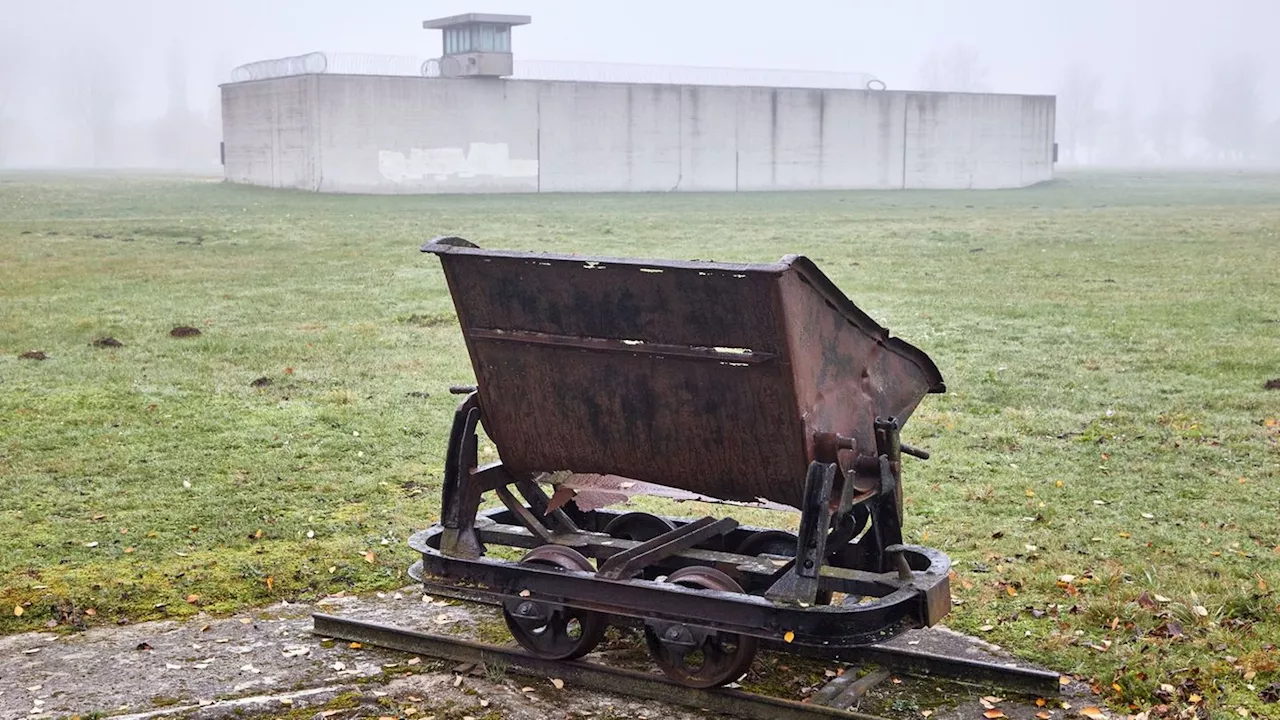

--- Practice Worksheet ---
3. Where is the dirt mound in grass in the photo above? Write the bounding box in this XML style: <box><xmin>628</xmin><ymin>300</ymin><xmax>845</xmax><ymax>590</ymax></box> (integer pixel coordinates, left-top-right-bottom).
<box><xmin>250</xmin><ymin>376</ymin><xmax>273</xmax><ymax>388</ymax></box>
<box><xmin>170</xmin><ymin>326</ymin><xmax>202</xmax><ymax>338</ymax></box>
<box><xmin>18</xmin><ymin>350</ymin><xmax>47</xmax><ymax>360</ymax></box>
<box><xmin>1265</xmin><ymin>378</ymin><xmax>1280</xmax><ymax>390</ymax></box>
<box><xmin>92</xmin><ymin>337</ymin><xmax>124</xmax><ymax>348</ymax></box>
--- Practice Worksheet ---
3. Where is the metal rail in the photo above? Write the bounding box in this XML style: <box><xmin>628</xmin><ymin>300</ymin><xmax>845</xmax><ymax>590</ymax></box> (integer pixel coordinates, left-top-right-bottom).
<box><xmin>312</xmin><ymin>613</ymin><xmax>889</xmax><ymax>720</ymax></box>
<box><xmin>410</xmin><ymin>564</ymin><xmax>1062</xmax><ymax>696</ymax></box>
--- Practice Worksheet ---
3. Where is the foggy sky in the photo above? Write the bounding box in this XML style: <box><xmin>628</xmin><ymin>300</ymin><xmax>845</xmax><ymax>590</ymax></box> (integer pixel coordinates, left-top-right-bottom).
<box><xmin>2</xmin><ymin>0</ymin><xmax>1277</xmax><ymax>168</ymax></box>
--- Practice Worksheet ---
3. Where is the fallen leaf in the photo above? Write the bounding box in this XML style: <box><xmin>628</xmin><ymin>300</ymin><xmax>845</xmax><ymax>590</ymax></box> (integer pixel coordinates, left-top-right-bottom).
<box><xmin>284</xmin><ymin>367</ymin><xmax>294</xmax><ymax>375</ymax></box>
<box><xmin>1056</xmin><ymin>480</ymin><xmax>1064</xmax><ymax>488</ymax></box>
<box><xmin>349</xmin><ymin>642</ymin><xmax>362</xmax><ymax>649</ymax></box>
<box><xmin>1153</xmin><ymin>594</ymin><xmax>1171</xmax><ymax>603</ymax></box>
<box><xmin>1080</xmin><ymin>707</ymin><xmax>1106</xmax><ymax>719</ymax></box>
<box><xmin>982</xmin><ymin>696</ymin><xmax>1003</xmax><ymax>704</ymax></box>
<box><xmin>1036</xmin><ymin>713</ymin><xmax>1051</xmax><ymax>720</ymax></box>
<box><xmin>551</xmin><ymin>678</ymin><xmax>565</xmax><ymax>689</ymax></box>
<box><xmin>407</xmin><ymin>657</ymin><xmax>421</xmax><ymax>666</ymax></box>
<box><xmin>1142</xmin><ymin>513</ymin><xmax>1155</xmax><ymax>519</ymax></box>
<box><xmin>186</xmin><ymin>594</ymin><xmax>199</xmax><ymax>604</ymax></box>
<box><xmin>124</xmin><ymin>547</ymin><xmax>134</xmax><ymax>554</ymax></box>
<box><xmin>784</xmin><ymin>631</ymin><xmax>795</xmax><ymax>643</ymax></box>
<box><xmin>13</xmin><ymin>605</ymin><xmax>23</xmax><ymax>617</ymax></box>
<box><xmin>1118</xmin><ymin>532</ymin><xmax>1131</xmax><ymax>538</ymax></box>
<box><xmin>364</xmin><ymin>550</ymin><xmax>376</xmax><ymax>564</ymax></box>
<box><xmin>265</xmin><ymin>576</ymin><xmax>274</xmax><ymax>592</ymax></box>
<box><xmin>1193</xmin><ymin>605</ymin><xmax>1209</xmax><ymax>617</ymax></box>
<box><xmin>84</xmin><ymin>608</ymin><xmax>96</xmax><ymax>616</ymax></box>
<box><xmin>182</xmin><ymin>480</ymin><xmax>191</xmax><ymax>489</ymax></box>
<box><xmin>1189</xmin><ymin>694</ymin><xmax>1202</xmax><ymax>703</ymax></box>
<box><xmin>1058</xmin><ymin>575</ymin><xmax>1076</xmax><ymax>584</ymax></box>
<box><xmin>1245</xmin><ymin>670</ymin><xmax>1257</xmax><ymax>681</ymax></box>
<box><xmin>983</xmin><ymin>710</ymin><xmax>1006</xmax><ymax>719</ymax></box>
<box><xmin>519</xmin><ymin>590</ymin><xmax>531</xmax><ymax>598</ymax></box>
<box><xmin>85</xmin><ymin>541</ymin><xmax>98</xmax><ymax>548</ymax></box>
<box><xmin>545</xmin><ymin>485</ymin><xmax>577</xmax><ymax>513</ymax></box>
<box><xmin>1025</xmin><ymin>489</ymin><xmax>1036</xmax><ymax>497</ymax></box>
<box><xmin>1036</xmin><ymin>698</ymin><xmax>1046</xmax><ymax>707</ymax></box>
<box><xmin>979</xmin><ymin>624</ymin><xmax>995</xmax><ymax>632</ymax></box>
<box><xmin>1059</xmin><ymin>675</ymin><xmax>1072</xmax><ymax>686</ymax></box>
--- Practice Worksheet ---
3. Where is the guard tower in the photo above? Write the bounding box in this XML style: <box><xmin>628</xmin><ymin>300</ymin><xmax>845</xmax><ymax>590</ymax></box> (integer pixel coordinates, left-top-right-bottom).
<box><xmin>422</xmin><ymin>13</ymin><xmax>531</xmax><ymax>78</ymax></box>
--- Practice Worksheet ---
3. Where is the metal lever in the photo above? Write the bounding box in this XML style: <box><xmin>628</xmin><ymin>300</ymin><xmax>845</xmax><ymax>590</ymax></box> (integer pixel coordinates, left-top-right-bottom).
<box><xmin>901</xmin><ymin>444</ymin><xmax>930</xmax><ymax>460</ymax></box>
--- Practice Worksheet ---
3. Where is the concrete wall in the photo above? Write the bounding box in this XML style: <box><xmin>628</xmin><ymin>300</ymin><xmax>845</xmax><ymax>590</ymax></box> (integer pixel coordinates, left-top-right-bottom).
<box><xmin>221</xmin><ymin>75</ymin><xmax>1055</xmax><ymax>193</ymax></box>
<box><xmin>221</xmin><ymin>75</ymin><xmax>321</xmax><ymax>189</ymax></box>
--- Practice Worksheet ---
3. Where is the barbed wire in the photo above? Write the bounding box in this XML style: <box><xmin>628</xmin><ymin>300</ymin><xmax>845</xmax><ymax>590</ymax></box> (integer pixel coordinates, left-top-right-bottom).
<box><xmin>229</xmin><ymin>52</ymin><xmax>886</xmax><ymax>90</ymax></box>
<box><xmin>515</xmin><ymin>59</ymin><xmax>882</xmax><ymax>90</ymax></box>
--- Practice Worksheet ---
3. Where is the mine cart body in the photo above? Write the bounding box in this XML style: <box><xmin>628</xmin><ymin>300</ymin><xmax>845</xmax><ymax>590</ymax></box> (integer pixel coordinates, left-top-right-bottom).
<box><xmin>428</xmin><ymin>242</ymin><xmax>943</xmax><ymax>509</ymax></box>
<box><xmin>410</xmin><ymin>237</ymin><xmax>952</xmax><ymax>688</ymax></box>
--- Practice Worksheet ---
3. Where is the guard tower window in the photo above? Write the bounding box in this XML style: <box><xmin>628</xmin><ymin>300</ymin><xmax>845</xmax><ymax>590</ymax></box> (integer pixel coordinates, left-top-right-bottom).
<box><xmin>495</xmin><ymin>26</ymin><xmax>510</xmax><ymax>51</ymax></box>
<box><xmin>479</xmin><ymin>24</ymin><xmax>496</xmax><ymax>52</ymax></box>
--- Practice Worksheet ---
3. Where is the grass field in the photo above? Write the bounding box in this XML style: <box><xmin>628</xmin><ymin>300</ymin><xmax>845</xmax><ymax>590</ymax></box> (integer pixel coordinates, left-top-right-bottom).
<box><xmin>1</xmin><ymin>170</ymin><xmax>1278</xmax><ymax>716</ymax></box>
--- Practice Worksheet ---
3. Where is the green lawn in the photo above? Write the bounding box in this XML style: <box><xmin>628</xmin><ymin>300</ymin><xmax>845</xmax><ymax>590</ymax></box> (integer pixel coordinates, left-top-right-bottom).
<box><xmin>1</xmin><ymin>170</ymin><xmax>1277</xmax><ymax>716</ymax></box>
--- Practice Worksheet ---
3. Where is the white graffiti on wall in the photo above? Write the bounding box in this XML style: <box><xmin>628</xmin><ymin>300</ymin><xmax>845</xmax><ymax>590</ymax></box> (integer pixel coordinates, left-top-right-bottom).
<box><xmin>378</xmin><ymin>143</ymin><xmax>538</xmax><ymax>182</ymax></box>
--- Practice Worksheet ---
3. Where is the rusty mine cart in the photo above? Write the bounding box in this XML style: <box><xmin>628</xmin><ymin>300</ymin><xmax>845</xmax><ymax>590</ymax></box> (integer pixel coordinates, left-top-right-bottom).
<box><xmin>408</xmin><ymin>237</ymin><xmax>951</xmax><ymax>689</ymax></box>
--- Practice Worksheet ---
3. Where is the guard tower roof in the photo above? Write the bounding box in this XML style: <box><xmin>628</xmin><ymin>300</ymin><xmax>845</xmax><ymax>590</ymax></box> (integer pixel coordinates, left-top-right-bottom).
<box><xmin>423</xmin><ymin>13</ymin><xmax>531</xmax><ymax>29</ymax></box>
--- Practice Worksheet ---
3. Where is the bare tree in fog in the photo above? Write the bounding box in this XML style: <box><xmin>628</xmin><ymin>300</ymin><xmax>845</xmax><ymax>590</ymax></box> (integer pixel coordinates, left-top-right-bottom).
<box><xmin>1146</xmin><ymin>86</ymin><xmax>1186</xmax><ymax>165</ymax></box>
<box><xmin>1107</xmin><ymin>87</ymin><xmax>1140</xmax><ymax>165</ymax></box>
<box><xmin>917</xmin><ymin>45</ymin><xmax>990</xmax><ymax>92</ymax></box>
<box><xmin>1199</xmin><ymin>56</ymin><xmax>1261</xmax><ymax>163</ymax></box>
<box><xmin>155</xmin><ymin>43</ymin><xmax>211</xmax><ymax>169</ymax></box>
<box><xmin>1057</xmin><ymin>66</ymin><xmax>1103</xmax><ymax>164</ymax></box>
<box><xmin>61</xmin><ymin>49</ymin><xmax>124</xmax><ymax>167</ymax></box>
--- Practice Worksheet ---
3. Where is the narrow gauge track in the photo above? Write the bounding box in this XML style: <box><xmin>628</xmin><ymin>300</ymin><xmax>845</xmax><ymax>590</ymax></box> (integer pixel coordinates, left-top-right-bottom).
<box><xmin>313</xmin><ymin>612</ymin><xmax>1061</xmax><ymax>720</ymax></box>
<box><xmin>407</xmin><ymin>561</ymin><xmax>1062</xmax><ymax>696</ymax></box>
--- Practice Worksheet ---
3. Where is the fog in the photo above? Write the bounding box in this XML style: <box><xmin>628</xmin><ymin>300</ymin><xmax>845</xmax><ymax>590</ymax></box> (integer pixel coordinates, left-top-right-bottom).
<box><xmin>1</xmin><ymin>0</ymin><xmax>1276</xmax><ymax>170</ymax></box>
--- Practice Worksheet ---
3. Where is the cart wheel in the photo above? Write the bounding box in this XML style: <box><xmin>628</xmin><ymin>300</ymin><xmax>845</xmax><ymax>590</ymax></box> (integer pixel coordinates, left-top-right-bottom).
<box><xmin>643</xmin><ymin>566</ymin><xmax>759</xmax><ymax>688</ymax></box>
<box><xmin>735</xmin><ymin>529</ymin><xmax>799</xmax><ymax>558</ymax></box>
<box><xmin>603</xmin><ymin>512</ymin><xmax>675</xmax><ymax>542</ymax></box>
<box><xmin>603</xmin><ymin>512</ymin><xmax>676</xmax><ymax>578</ymax></box>
<box><xmin>502</xmin><ymin>545</ymin><xmax>608</xmax><ymax>660</ymax></box>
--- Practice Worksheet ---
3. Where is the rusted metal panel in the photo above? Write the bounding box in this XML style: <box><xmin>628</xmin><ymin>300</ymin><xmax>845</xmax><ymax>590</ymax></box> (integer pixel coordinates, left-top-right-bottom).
<box><xmin>777</xmin><ymin>260</ymin><xmax>943</xmax><ymax>480</ymax></box>
<box><xmin>425</xmin><ymin>242</ymin><xmax>943</xmax><ymax>510</ymax></box>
